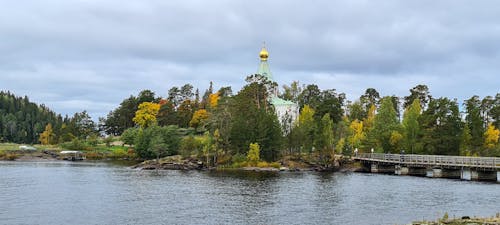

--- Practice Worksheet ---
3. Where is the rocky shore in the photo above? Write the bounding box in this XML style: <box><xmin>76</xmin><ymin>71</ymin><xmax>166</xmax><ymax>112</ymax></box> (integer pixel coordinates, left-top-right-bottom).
<box><xmin>408</xmin><ymin>213</ymin><xmax>500</xmax><ymax>225</ymax></box>
<box><xmin>131</xmin><ymin>155</ymin><xmax>354</xmax><ymax>172</ymax></box>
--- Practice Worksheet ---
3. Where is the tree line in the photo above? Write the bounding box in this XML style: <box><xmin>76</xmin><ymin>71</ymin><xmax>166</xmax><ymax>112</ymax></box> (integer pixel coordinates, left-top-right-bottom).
<box><xmin>102</xmin><ymin>78</ymin><xmax>499</xmax><ymax>162</ymax></box>
<box><xmin>0</xmin><ymin>91</ymin><xmax>97</xmax><ymax>145</ymax></box>
<box><xmin>1</xmin><ymin>78</ymin><xmax>499</xmax><ymax>162</ymax></box>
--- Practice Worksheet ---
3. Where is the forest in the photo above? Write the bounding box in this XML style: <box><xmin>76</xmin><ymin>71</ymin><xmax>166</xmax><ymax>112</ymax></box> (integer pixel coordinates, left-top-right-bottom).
<box><xmin>1</xmin><ymin>76</ymin><xmax>499</xmax><ymax>165</ymax></box>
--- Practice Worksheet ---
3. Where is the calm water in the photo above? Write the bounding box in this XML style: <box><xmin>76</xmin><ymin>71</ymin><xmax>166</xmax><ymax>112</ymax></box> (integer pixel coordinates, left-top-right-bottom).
<box><xmin>0</xmin><ymin>161</ymin><xmax>498</xmax><ymax>225</ymax></box>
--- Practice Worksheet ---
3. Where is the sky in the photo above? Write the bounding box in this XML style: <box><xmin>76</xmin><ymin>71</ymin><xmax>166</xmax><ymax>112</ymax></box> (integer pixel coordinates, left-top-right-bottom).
<box><xmin>1</xmin><ymin>0</ymin><xmax>499</xmax><ymax>120</ymax></box>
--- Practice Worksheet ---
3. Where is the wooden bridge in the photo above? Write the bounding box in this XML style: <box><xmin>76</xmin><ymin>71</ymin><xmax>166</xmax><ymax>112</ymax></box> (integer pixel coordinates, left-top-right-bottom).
<box><xmin>353</xmin><ymin>153</ymin><xmax>500</xmax><ymax>181</ymax></box>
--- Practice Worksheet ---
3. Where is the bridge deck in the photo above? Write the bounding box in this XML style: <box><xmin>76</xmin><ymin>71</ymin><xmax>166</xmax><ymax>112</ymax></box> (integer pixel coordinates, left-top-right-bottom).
<box><xmin>353</xmin><ymin>153</ymin><xmax>500</xmax><ymax>170</ymax></box>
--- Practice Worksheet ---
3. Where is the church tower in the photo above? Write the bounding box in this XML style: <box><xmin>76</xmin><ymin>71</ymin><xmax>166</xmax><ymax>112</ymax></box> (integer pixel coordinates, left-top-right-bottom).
<box><xmin>255</xmin><ymin>44</ymin><xmax>299</xmax><ymax>131</ymax></box>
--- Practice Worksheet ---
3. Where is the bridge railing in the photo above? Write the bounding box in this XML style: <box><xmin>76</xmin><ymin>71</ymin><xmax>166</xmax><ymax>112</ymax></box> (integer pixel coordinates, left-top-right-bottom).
<box><xmin>355</xmin><ymin>153</ymin><xmax>499</xmax><ymax>168</ymax></box>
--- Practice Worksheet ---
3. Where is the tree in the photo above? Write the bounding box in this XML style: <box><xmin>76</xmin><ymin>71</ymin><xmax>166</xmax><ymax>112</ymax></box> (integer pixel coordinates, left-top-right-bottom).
<box><xmin>247</xmin><ymin>143</ymin><xmax>260</xmax><ymax>165</ymax></box>
<box><xmin>280</xmin><ymin>81</ymin><xmax>301</xmax><ymax>102</ymax></box>
<box><xmin>362</xmin><ymin>104</ymin><xmax>377</xmax><ymax>150</ymax></box>
<box><xmin>133</xmin><ymin>102</ymin><xmax>160</xmax><ymax>128</ymax></box>
<box><xmin>298</xmin><ymin>84</ymin><xmax>321</xmax><ymax>110</ymax></box>
<box><xmin>157</xmin><ymin>101</ymin><xmax>178</xmax><ymax>126</ymax></box>
<box><xmin>403</xmin><ymin>84</ymin><xmax>431</xmax><ymax>110</ymax></box>
<box><xmin>372</xmin><ymin>97</ymin><xmax>401</xmax><ymax>153</ymax></box>
<box><xmin>347</xmin><ymin>101</ymin><xmax>366</xmax><ymax>121</ymax></box>
<box><xmin>484</xmin><ymin>123</ymin><xmax>499</xmax><ymax>149</ymax></box>
<box><xmin>402</xmin><ymin>99</ymin><xmax>421</xmax><ymax>154</ymax></box>
<box><xmin>348</xmin><ymin>119</ymin><xmax>365</xmax><ymax>150</ymax></box>
<box><xmin>315</xmin><ymin>113</ymin><xmax>334</xmax><ymax>165</ymax></box>
<box><xmin>121</xmin><ymin>127</ymin><xmax>138</xmax><ymax>146</ymax></box>
<box><xmin>208</xmin><ymin>92</ymin><xmax>220</xmax><ymax>108</ymax></box>
<box><xmin>460</xmin><ymin>123</ymin><xmax>472</xmax><ymax>156</ymax></box>
<box><xmin>390</xmin><ymin>131</ymin><xmax>403</xmax><ymax>152</ymax></box>
<box><xmin>134</xmin><ymin>125</ymin><xmax>180</xmax><ymax>159</ymax></box>
<box><xmin>465</xmin><ymin>95</ymin><xmax>484</xmax><ymax>148</ymax></box>
<box><xmin>297</xmin><ymin>105</ymin><xmax>316</xmax><ymax>154</ymax></box>
<box><xmin>420</xmin><ymin>98</ymin><xmax>462</xmax><ymax>155</ymax></box>
<box><xmin>189</xmin><ymin>109</ymin><xmax>209</xmax><ymax>129</ymax></box>
<box><xmin>315</xmin><ymin>89</ymin><xmax>345</xmax><ymax>123</ymax></box>
<box><xmin>72</xmin><ymin>111</ymin><xmax>96</xmax><ymax>139</ymax></box>
<box><xmin>39</xmin><ymin>123</ymin><xmax>55</xmax><ymax>145</ymax></box>
<box><xmin>360</xmin><ymin>88</ymin><xmax>380</xmax><ymax>111</ymax></box>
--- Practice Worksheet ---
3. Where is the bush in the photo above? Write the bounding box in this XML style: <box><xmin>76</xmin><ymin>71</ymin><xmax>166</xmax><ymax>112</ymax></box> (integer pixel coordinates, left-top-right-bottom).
<box><xmin>121</xmin><ymin>128</ymin><xmax>138</xmax><ymax>146</ymax></box>
<box><xmin>179</xmin><ymin>135</ymin><xmax>202</xmax><ymax>158</ymax></box>
<box><xmin>269</xmin><ymin>162</ymin><xmax>281</xmax><ymax>169</ymax></box>
<box><xmin>108</xmin><ymin>149</ymin><xmax>128</xmax><ymax>159</ymax></box>
<box><xmin>60</xmin><ymin>139</ymin><xmax>92</xmax><ymax>151</ymax></box>
<box><xmin>84</xmin><ymin>152</ymin><xmax>104</xmax><ymax>160</ymax></box>
<box><xmin>134</xmin><ymin>125</ymin><xmax>180</xmax><ymax>159</ymax></box>
<box><xmin>5</xmin><ymin>153</ymin><xmax>18</xmax><ymax>160</ymax></box>
<box><xmin>104</xmin><ymin>136</ymin><xmax>114</xmax><ymax>147</ymax></box>
<box><xmin>256</xmin><ymin>161</ymin><xmax>269</xmax><ymax>168</ymax></box>
<box><xmin>231</xmin><ymin>154</ymin><xmax>246</xmax><ymax>164</ymax></box>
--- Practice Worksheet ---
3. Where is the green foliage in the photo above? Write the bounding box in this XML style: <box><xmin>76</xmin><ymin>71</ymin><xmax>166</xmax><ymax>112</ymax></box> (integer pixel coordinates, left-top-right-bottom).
<box><xmin>104</xmin><ymin>136</ymin><xmax>114</xmax><ymax>147</ymax></box>
<box><xmin>60</xmin><ymin>139</ymin><xmax>92</xmax><ymax>151</ymax></box>
<box><xmin>229</xmin><ymin>76</ymin><xmax>282</xmax><ymax>161</ymax></box>
<box><xmin>465</xmin><ymin>95</ymin><xmax>485</xmax><ymax>147</ymax></box>
<box><xmin>402</xmin><ymin>99</ymin><xmax>422</xmax><ymax>154</ymax></box>
<box><xmin>179</xmin><ymin>135</ymin><xmax>203</xmax><ymax>158</ymax></box>
<box><xmin>420</xmin><ymin>98</ymin><xmax>462</xmax><ymax>155</ymax></box>
<box><xmin>296</xmin><ymin>105</ymin><xmax>316</xmax><ymax>153</ymax></box>
<box><xmin>0</xmin><ymin>91</ymin><xmax>64</xmax><ymax>144</ymax></box>
<box><xmin>134</xmin><ymin>125</ymin><xmax>181</xmax><ymax>159</ymax></box>
<box><xmin>315</xmin><ymin>113</ymin><xmax>334</xmax><ymax>164</ymax></box>
<box><xmin>121</xmin><ymin>127</ymin><xmax>139</xmax><ymax>146</ymax></box>
<box><xmin>372</xmin><ymin>97</ymin><xmax>402</xmax><ymax>153</ymax></box>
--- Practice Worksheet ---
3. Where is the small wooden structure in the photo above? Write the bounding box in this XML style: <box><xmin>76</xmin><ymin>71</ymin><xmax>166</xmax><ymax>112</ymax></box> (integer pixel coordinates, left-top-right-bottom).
<box><xmin>60</xmin><ymin>150</ymin><xmax>85</xmax><ymax>161</ymax></box>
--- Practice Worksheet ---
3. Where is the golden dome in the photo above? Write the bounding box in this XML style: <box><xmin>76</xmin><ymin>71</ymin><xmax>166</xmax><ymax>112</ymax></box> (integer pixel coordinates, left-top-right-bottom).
<box><xmin>259</xmin><ymin>47</ymin><xmax>269</xmax><ymax>61</ymax></box>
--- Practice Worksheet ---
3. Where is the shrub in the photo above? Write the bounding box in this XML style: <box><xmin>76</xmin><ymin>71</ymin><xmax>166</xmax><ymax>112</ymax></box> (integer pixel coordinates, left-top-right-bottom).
<box><xmin>269</xmin><ymin>162</ymin><xmax>281</xmax><ymax>169</ymax></box>
<box><xmin>231</xmin><ymin>154</ymin><xmax>246</xmax><ymax>164</ymax></box>
<box><xmin>247</xmin><ymin>143</ymin><xmax>260</xmax><ymax>162</ymax></box>
<box><xmin>60</xmin><ymin>139</ymin><xmax>92</xmax><ymax>151</ymax></box>
<box><xmin>180</xmin><ymin>135</ymin><xmax>202</xmax><ymax>158</ymax></box>
<box><xmin>134</xmin><ymin>125</ymin><xmax>180</xmax><ymax>159</ymax></box>
<box><xmin>109</xmin><ymin>149</ymin><xmax>128</xmax><ymax>159</ymax></box>
<box><xmin>256</xmin><ymin>161</ymin><xmax>269</xmax><ymax>168</ymax></box>
<box><xmin>5</xmin><ymin>153</ymin><xmax>18</xmax><ymax>160</ymax></box>
<box><xmin>121</xmin><ymin>128</ymin><xmax>138</xmax><ymax>146</ymax></box>
<box><xmin>104</xmin><ymin>136</ymin><xmax>114</xmax><ymax>147</ymax></box>
<box><xmin>84</xmin><ymin>152</ymin><xmax>103</xmax><ymax>160</ymax></box>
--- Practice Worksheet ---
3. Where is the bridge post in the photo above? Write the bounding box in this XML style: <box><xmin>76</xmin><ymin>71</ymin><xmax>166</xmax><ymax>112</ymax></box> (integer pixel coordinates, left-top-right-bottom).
<box><xmin>408</xmin><ymin>167</ymin><xmax>427</xmax><ymax>176</ymax></box>
<box><xmin>460</xmin><ymin>168</ymin><xmax>499</xmax><ymax>182</ymax></box>
<box><xmin>370</xmin><ymin>164</ymin><xmax>395</xmax><ymax>173</ymax></box>
<box><xmin>394</xmin><ymin>165</ymin><xmax>408</xmax><ymax>175</ymax></box>
<box><xmin>429</xmin><ymin>168</ymin><xmax>461</xmax><ymax>179</ymax></box>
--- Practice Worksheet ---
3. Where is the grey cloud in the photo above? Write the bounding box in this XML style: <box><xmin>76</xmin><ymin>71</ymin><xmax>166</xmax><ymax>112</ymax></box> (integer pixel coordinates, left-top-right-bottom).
<box><xmin>1</xmin><ymin>0</ymin><xmax>499</xmax><ymax>119</ymax></box>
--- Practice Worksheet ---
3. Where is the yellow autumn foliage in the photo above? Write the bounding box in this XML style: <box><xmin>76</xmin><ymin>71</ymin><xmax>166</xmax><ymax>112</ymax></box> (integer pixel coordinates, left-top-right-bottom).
<box><xmin>189</xmin><ymin>109</ymin><xmax>209</xmax><ymax>128</ymax></box>
<box><xmin>208</xmin><ymin>92</ymin><xmax>220</xmax><ymax>108</ymax></box>
<box><xmin>133</xmin><ymin>102</ymin><xmax>160</xmax><ymax>128</ymax></box>
<box><xmin>484</xmin><ymin>123</ymin><xmax>500</xmax><ymax>149</ymax></box>
<box><xmin>348</xmin><ymin>119</ymin><xmax>365</xmax><ymax>148</ymax></box>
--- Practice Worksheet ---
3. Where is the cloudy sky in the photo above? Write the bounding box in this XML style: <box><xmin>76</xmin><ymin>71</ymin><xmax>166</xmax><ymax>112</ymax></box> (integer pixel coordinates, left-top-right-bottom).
<box><xmin>1</xmin><ymin>0</ymin><xmax>499</xmax><ymax>120</ymax></box>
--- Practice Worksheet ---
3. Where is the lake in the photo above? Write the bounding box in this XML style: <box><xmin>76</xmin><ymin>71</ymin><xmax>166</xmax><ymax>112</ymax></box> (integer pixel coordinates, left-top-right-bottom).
<box><xmin>0</xmin><ymin>161</ymin><xmax>498</xmax><ymax>225</ymax></box>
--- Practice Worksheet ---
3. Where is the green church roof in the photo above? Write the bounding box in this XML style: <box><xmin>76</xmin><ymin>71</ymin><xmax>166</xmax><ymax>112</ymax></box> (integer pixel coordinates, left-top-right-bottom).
<box><xmin>271</xmin><ymin>97</ymin><xmax>296</xmax><ymax>106</ymax></box>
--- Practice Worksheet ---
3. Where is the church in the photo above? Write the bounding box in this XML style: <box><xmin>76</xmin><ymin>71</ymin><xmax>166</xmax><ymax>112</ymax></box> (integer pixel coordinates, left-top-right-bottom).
<box><xmin>255</xmin><ymin>46</ymin><xmax>299</xmax><ymax>128</ymax></box>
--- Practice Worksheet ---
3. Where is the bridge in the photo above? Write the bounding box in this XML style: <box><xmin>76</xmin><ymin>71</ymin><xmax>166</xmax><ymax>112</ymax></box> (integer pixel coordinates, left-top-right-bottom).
<box><xmin>353</xmin><ymin>153</ymin><xmax>500</xmax><ymax>182</ymax></box>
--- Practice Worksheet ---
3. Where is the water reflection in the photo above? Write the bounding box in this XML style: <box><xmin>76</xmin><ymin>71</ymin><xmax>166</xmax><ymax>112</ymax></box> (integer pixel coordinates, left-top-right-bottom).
<box><xmin>0</xmin><ymin>162</ymin><xmax>498</xmax><ymax>225</ymax></box>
